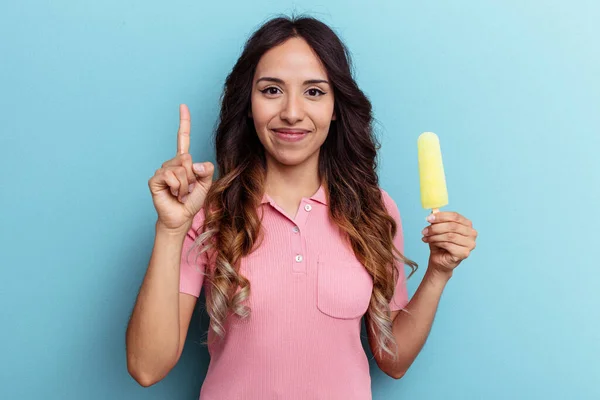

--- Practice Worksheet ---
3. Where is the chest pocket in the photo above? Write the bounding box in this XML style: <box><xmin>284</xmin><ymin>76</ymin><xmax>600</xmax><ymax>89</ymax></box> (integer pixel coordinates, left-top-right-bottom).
<box><xmin>316</xmin><ymin>255</ymin><xmax>374</xmax><ymax>319</ymax></box>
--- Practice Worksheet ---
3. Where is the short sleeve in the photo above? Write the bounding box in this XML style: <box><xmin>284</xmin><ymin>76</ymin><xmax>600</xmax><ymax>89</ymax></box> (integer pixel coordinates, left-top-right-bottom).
<box><xmin>381</xmin><ymin>189</ymin><xmax>410</xmax><ymax>311</ymax></box>
<box><xmin>179</xmin><ymin>210</ymin><xmax>208</xmax><ymax>298</ymax></box>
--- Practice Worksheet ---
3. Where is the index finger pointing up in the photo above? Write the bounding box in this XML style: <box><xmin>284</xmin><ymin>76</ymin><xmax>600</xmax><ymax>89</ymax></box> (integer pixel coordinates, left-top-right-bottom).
<box><xmin>178</xmin><ymin>104</ymin><xmax>191</xmax><ymax>154</ymax></box>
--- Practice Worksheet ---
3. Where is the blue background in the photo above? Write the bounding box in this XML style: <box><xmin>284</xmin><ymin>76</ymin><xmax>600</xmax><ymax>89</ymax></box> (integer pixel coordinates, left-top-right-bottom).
<box><xmin>1</xmin><ymin>0</ymin><xmax>598</xmax><ymax>399</ymax></box>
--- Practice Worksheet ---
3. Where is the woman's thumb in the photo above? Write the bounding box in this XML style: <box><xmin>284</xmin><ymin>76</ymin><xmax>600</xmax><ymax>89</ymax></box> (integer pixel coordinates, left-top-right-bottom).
<box><xmin>193</xmin><ymin>162</ymin><xmax>214</xmax><ymax>180</ymax></box>
<box><xmin>193</xmin><ymin>162</ymin><xmax>206</xmax><ymax>175</ymax></box>
<box><xmin>186</xmin><ymin>162</ymin><xmax>213</xmax><ymax>209</ymax></box>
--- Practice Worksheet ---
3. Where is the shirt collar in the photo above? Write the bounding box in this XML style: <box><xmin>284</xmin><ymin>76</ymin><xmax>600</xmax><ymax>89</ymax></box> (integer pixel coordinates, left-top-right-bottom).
<box><xmin>260</xmin><ymin>184</ymin><xmax>328</xmax><ymax>206</ymax></box>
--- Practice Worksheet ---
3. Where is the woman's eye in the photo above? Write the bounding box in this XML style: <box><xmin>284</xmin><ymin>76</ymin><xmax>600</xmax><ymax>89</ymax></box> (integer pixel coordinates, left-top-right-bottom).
<box><xmin>307</xmin><ymin>88</ymin><xmax>325</xmax><ymax>97</ymax></box>
<box><xmin>261</xmin><ymin>87</ymin><xmax>281</xmax><ymax>95</ymax></box>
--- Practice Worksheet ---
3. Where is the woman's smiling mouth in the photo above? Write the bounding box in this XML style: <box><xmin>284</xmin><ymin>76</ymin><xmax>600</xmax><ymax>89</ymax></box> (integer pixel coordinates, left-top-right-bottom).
<box><xmin>272</xmin><ymin>128</ymin><xmax>310</xmax><ymax>142</ymax></box>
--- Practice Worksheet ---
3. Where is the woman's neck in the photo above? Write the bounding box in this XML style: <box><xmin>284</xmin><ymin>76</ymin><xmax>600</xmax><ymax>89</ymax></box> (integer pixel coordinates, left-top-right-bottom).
<box><xmin>264</xmin><ymin>154</ymin><xmax>322</xmax><ymax>203</ymax></box>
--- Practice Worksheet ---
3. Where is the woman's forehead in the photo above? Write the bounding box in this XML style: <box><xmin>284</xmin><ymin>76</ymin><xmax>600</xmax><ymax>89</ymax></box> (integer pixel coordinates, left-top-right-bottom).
<box><xmin>254</xmin><ymin>38</ymin><xmax>328</xmax><ymax>82</ymax></box>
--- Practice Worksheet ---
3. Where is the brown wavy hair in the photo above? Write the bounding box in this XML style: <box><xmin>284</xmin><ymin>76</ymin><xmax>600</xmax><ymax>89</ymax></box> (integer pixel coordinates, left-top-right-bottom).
<box><xmin>190</xmin><ymin>15</ymin><xmax>418</xmax><ymax>361</ymax></box>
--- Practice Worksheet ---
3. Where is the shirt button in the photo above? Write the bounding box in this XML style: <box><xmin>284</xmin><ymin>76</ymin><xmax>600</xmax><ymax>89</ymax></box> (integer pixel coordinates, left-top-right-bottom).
<box><xmin>292</xmin><ymin>226</ymin><xmax>299</xmax><ymax>233</ymax></box>
<box><xmin>295</xmin><ymin>254</ymin><xmax>303</xmax><ymax>262</ymax></box>
<box><xmin>304</xmin><ymin>204</ymin><xmax>312</xmax><ymax>212</ymax></box>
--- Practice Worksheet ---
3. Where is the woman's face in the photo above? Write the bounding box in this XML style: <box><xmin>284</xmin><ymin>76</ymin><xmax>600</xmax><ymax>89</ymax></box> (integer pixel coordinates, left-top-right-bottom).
<box><xmin>250</xmin><ymin>37</ymin><xmax>336</xmax><ymax>168</ymax></box>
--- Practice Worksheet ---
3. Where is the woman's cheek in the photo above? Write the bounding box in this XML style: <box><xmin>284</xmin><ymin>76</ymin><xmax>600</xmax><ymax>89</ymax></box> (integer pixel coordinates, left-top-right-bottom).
<box><xmin>252</xmin><ymin>98</ymin><xmax>277</xmax><ymax>125</ymax></box>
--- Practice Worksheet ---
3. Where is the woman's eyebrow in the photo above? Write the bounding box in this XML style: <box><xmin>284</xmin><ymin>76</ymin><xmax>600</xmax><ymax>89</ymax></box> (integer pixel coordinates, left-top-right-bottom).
<box><xmin>255</xmin><ymin>77</ymin><xmax>330</xmax><ymax>86</ymax></box>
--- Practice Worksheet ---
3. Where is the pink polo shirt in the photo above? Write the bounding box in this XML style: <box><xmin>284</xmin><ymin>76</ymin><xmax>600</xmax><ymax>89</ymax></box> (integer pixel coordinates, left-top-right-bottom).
<box><xmin>179</xmin><ymin>185</ymin><xmax>409</xmax><ymax>400</ymax></box>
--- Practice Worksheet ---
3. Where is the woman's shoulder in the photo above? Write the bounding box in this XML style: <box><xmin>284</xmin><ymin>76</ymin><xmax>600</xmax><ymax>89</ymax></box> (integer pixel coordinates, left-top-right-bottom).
<box><xmin>188</xmin><ymin>207</ymin><xmax>207</xmax><ymax>238</ymax></box>
<box><xmin>378</xmin><ymin>187</ymin><xmax>401</xmax><ymax>220</ymax></box>
<box><xmin>379</xmin><ymin>187</ymin><xmax>398</xmax><ymax>207</ymax></box>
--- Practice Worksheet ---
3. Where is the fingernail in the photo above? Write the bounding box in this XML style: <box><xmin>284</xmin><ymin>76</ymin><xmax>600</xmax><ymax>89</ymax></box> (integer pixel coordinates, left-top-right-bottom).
<box><xmin>173</xmin><ymin>189</ymin><xmax>179</xmax><ymax>197</ymax></box>
<box><xmin>427</xmin><ymin>214</ymin><xmax>435</xmax><ymax>222</ymax></box>
<box><xmin>188</xmin><ymin>183</ymin><xmax>195</xmax><ymax>193</ymax></box>
<box><xmin>421</xmin><ymin>228</ymin><xmax>428</xmax><ymax>235</ymax></box>
<box><xmin>181</xmin><ymin>195</ymin><xmax>188</xmax><ymax>203</ymax></box>
<box><xmin>193</xmin><ymin>163</ymin><xmax>205</xmax><ymax>173</ymax></box>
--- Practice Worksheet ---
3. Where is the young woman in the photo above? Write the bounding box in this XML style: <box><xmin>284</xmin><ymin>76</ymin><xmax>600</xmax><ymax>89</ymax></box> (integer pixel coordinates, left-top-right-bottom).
<box><xmin>126</xmin><ymin>15</ymin><xmax>478</xmax><ymax>399</ymax></box>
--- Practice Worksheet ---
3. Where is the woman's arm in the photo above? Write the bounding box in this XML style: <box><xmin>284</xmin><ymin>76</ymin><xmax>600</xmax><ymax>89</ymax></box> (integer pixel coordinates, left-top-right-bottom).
<box><xmin>371</xmin><ymin>265</ymin><xmax>452</xmax><ymax>379</ymax></box>
<box><xmin>125</xmin><ymin>222</ymin><xmax>197</xmax><ymax>387</ymax></box>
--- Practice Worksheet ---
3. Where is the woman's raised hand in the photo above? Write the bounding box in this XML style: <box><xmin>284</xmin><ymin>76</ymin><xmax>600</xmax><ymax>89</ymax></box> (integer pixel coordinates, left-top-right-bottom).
<box><xmin>148</xmin><ymin>104</ymin><xmax>214</xmax><ymax>234</ymax></box>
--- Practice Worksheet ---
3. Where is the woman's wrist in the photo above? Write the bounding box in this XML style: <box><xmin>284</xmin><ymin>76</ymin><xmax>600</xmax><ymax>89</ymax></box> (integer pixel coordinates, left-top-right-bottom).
<box><xmin>424</xmin><ymin>263</ymin><xmax>453</xmax><ymax>285</ymax></box>
<box><xmin>155</xmin><ymin>220</ymin><xmax>191</xmax><ymax>238</ymax></box>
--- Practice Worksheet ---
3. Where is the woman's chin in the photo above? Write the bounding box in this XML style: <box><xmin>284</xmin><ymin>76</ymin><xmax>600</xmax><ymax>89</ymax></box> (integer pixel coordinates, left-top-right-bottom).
<box><xmin>266</xmin><ymin>151</ymin><xmax>315</xmax><ymax>168</ymax></box>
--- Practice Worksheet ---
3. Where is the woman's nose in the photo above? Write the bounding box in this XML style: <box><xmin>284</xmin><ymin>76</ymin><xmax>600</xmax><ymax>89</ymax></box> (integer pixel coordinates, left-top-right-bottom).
<box><xmin>280</xmin><ymin>93</ymin><xmax>304</xmax><ymax>124</ymax></box>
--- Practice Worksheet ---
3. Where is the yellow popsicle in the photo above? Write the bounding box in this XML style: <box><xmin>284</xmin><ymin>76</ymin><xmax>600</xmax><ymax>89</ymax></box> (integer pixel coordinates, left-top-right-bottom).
<box><xmin>418</xmin><ymin>132</ymin><xmax>448</xmax><ymax>212</ymax></box>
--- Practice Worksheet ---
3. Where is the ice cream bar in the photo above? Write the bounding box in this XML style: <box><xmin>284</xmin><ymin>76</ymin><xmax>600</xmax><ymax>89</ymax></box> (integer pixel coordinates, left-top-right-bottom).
<box><xmin>417</xmin><ymin>132</ymin><xmax>448</xmax><ymax>213</ymax></box>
